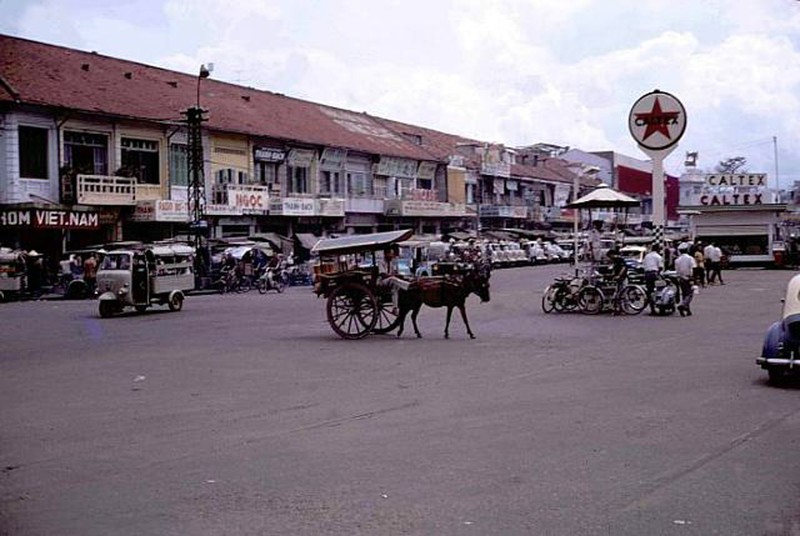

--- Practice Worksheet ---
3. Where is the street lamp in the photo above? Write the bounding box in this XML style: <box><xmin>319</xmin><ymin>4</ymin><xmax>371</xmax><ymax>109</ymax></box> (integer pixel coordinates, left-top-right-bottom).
<box><xmin>184</xmin><ymin>63</ymin><xmax>213</xmax><ymax>263</ymax></box>
<box><xmin>197</xmin><ymin>63</ymin><xmax>213</xmax><ymax>109</ymax></box>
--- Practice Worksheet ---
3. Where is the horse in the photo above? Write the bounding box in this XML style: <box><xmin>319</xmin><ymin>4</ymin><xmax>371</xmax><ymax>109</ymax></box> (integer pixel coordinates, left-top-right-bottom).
<box><xmin>396</xmin><ymin>266</ymin><xmax>491</xmax><ymax>339</ymax></box>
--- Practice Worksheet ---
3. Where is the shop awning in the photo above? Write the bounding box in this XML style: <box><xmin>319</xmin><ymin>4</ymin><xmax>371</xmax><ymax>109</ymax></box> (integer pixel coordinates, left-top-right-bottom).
<box><xmin>695</xmin><ymin>224</ymin><xmax>769</xmax><ymax>236</ymax></box>
<box><xmin>294</xmin><ymin>233</ymin><xmax>321</xmax><ymax>251</ymax></box>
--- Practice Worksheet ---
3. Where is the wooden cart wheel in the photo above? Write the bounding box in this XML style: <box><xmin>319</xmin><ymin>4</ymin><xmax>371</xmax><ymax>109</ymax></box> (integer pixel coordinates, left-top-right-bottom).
<box><xmin>326</xmin><ymin>282</ymin><xmax>378</xmax><ymax>339</ymax></box>
<box><xmin>372</xmin><ymin>294</ymin><xmax>401</xmax><ymax>334</ymax></box>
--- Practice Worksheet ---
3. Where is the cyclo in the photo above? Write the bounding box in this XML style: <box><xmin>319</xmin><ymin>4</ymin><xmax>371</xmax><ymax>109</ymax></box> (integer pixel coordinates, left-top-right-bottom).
<box><xmin>96</xmin><ymin>244</ymin><xmax>194</xmax><ymax>317</ymax></box>
<box><xmin>0</xmin><ymin>248</ymin><xmax>26</xmax><ymax>302</ymax></box>
<box><xmin>312</xmin><ymin>229</ymin><xmax>414</xmax><ymax>339</ymax></box>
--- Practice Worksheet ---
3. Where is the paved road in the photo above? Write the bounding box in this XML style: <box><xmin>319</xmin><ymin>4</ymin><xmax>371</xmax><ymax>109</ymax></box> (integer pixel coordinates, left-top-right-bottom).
<box><xmin>1</xmin><ymin>265</ymin><xmax>799</xmax><ymax>535</ymax></box>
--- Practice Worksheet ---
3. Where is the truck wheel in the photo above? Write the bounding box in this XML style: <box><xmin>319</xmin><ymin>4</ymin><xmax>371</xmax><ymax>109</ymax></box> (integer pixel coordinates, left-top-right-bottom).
<box><xmin>168</xmin><ymin>293</ymin><xmax>184</xmax><ymax>312</ymax></box>
<box><xmin>135</xmin><ymin>305</ymin><xmax>148</xmax><ymax>313</ymax></box>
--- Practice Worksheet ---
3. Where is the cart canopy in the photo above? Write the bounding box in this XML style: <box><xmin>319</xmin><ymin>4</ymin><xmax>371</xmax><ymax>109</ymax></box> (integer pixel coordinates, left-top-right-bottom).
<box><xmin>312</xmin><ymin>229</ymin><xmax>414</xmax><ymax>256</ymax></box>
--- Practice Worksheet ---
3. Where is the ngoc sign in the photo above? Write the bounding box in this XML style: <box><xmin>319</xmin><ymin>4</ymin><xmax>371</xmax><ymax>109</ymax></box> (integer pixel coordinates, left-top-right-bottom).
<box><xmin>628</xmin><ymin>90</ymin><xmax>687</xmax><ymax>151</ymax></box>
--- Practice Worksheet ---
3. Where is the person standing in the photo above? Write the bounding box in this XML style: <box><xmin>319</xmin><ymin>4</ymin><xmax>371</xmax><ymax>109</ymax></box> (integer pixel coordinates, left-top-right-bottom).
<box><xmin>693</xmin><ymin>243</ymin><xmax>706</xmax><ymax>288</ymax></box>
<box><xmin>83</xmin><ymin>253</ymin><xmax>98</xmax><ymax>295</ymax></box>
<box><xmin>714</xmin><ymin>244</ymin><xmax>725</xmax><ymax>284</ymax></box>
<box><xmin>606</xmin><ymin>249</ymin><xmax>628</xmax><ymax>315</ymax></box>
<box><xmin>642</xmin><ymin>243</ymin><xmax>664</xmax><ymax>315</ymax></box>
<box><xmin>703</xmin><ymin>242</ymin><xmax>716</xmax><ymax>286</ymax></box>
<box><xmin>588</xmin><ymin>221</ymin><xmax>604</xmax><ymax>264</ymax></box>
<box><xmin>674</xmin><ymin>244</ymin><xmax>696</xmax><ymax>317</ymax></box>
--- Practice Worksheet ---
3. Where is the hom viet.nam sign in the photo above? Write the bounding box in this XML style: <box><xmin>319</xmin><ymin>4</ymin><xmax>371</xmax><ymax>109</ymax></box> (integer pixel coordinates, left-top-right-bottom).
<box><xmin>0</xmin><ymin>209</ymin><xmax>100</xmax><ymax>229</ymax></box>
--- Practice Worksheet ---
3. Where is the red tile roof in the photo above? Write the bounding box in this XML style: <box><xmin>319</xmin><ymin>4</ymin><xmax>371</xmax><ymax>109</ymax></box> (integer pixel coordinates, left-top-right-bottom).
<box><xmin>0</xmin><ymin>34</ymin><xmax>437</xmax><ymax>162</ymax></box>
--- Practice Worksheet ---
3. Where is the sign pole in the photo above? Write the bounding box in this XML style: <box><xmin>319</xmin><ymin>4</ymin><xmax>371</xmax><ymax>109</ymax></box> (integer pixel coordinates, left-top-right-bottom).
<box><xmin>640</xmin><ymin>145</ymin><xmax>676</xmax><ymax>251</ymax></box>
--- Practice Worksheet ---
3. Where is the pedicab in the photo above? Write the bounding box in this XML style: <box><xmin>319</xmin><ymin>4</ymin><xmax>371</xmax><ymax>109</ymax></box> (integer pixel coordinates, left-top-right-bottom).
<box><xmin>312</xmin><ymin>229</ymin><xmax>414</xmax><ymax>339</ymax></box>
<box><xmin>758</xmin><ymin>273</ymin><xmax>800</xmax><ymax>383</ymax></box>
<box><xmin>0</xmin><ymin>248</ymin><xmax>26</xmax><ymax>302</ymax></box>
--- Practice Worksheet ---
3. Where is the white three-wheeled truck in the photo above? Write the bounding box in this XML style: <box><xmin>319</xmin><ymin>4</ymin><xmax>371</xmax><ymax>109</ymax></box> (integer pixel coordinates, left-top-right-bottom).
<box><xmin>758</xmin><ymin>273</ymin><xmax>800</xmax><ymax>383</ymax></box>
<box><xmin>97</xmin><ymin>244</ymin><xmax>194</xmax><ymax>318</ymax></box>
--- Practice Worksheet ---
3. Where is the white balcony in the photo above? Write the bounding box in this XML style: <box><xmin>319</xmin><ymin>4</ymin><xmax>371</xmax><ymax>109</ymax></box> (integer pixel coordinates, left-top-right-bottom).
<box><xmin>76</xmin><ymin>175</ymin><xmax>167</xmax><ymax>206</ymax></box>
<box><xmin>77</xmin><ymin>175</ymin><xmax>136</xmax><ymax>205</ymax></box>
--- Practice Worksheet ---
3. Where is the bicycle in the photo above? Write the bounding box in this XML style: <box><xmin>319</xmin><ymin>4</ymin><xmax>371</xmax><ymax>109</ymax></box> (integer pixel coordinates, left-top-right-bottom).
<box><xmin>577</xmin><ymin>277</ymin><xmax>647</xmax><ymax>315</ymax></box>
<box><xmin>542</xmin><ymin>273</ymin><xmax>589</xmax><ymax>313</ymax></box>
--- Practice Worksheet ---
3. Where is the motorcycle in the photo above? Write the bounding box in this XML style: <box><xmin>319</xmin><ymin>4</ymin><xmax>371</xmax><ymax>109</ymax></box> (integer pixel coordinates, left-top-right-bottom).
<box><xmin>651</xmin><ymin>271</ymin><xmax>679</xmax><ymax>316</ymax></box>
<box><xmin>257</xmin><ymin>266</ymin><xmax>288</xmax><ymax>294</ymax></box>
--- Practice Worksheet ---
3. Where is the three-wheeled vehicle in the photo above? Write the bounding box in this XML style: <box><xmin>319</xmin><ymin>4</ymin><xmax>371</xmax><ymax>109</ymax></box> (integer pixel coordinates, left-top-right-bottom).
<box><xmin>96</xmin><ymin>244</ymin><xmax>194</xmax><ymax>317</ymax></box>
<box><xmin>0</xmin><ymin>248</ymin><xmax>26</xmax><ymax>302</ymax></box>
<box><xmin>758</xmin><ymin>273</ymin><xmax>800</xmax><ymax>383</ymax></box>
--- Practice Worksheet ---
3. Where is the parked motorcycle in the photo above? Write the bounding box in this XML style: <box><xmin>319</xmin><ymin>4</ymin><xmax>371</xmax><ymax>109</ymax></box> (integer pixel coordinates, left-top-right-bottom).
<box><xmin>651</xmin><ymin>271</ymin><xmax>679</xmax><ymax>316</ymax></box>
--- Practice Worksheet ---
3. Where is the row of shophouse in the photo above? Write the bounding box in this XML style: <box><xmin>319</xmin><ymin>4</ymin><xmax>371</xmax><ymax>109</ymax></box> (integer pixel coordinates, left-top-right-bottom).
<box><xmin>0</xmin><ymin>34</ymin><xmax>622</xmax><ymax>261</ymax></box>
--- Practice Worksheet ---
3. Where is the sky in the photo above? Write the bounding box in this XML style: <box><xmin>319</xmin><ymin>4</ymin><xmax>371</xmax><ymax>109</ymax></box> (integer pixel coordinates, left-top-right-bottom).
<box><xmin>2</xmin><ymin>0</ymin><xmax>800</xmax><ymax>186</ymax></box>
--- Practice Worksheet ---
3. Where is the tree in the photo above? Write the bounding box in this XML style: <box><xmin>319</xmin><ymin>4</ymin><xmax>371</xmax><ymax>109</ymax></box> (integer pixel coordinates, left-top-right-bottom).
<box><xmin>715</xmin><ymin>156</ymin><xmax>748</xmax><ymax>173</ymax></box>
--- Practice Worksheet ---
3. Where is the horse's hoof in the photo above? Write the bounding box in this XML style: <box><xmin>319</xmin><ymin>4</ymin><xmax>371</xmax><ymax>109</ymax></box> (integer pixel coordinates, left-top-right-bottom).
<box><xmin>469</xmin><ymin>334</ymin><xmax>476</xmax><ymax>340</ymax></box>
<box><xmin>416</xmin><ymin>334</ymin><xmax>422</xmax><ymax>339</ymax></box>
<box><xmin>444</xmin><ymin>334</ymin><xmax>449</xmax><ymax>339</ymax></box>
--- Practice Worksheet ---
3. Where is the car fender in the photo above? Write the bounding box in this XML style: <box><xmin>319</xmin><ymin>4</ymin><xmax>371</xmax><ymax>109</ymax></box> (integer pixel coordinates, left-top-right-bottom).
<box><xmin>98</xmin><ymin>291</ymin><xmax>118</xmax><ymax>302</ymax></box>
<box><xmin>762</xmin><ymin>321</ymin><xmax>785</xmax><ymax>359</ymax></box>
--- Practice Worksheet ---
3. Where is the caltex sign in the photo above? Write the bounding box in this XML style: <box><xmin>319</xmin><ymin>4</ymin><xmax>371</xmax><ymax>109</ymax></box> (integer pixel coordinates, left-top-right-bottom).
<box><xmin>628</xmin><ymin>90</ymin><xmax>687</xmax><ymax>151</ymax></box>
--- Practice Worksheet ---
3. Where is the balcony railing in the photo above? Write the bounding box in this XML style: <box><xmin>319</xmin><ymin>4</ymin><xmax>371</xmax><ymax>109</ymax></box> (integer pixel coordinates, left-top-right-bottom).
<box><xmin>77</xmin><ymin>175</ymin><xmax>136</xmax><ymax>205</ymax></box>
<box><xmin>76</xmin><ymin>175</ymin><xmax>167</xmax><ymax>206</ymax></box>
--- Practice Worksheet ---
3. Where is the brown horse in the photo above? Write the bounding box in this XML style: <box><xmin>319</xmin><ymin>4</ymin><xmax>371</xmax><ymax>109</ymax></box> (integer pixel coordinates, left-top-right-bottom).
<box><xmin>396</xmin><ymin>267</ymin><xmax>491</xmax><ymax>339</ymax></box>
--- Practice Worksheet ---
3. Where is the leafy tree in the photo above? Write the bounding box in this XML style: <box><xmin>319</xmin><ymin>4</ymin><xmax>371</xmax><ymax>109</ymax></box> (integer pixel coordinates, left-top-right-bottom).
<box><xmin>715</xmin><ymin>156</ymin><xmax>747</xmax><ymax>173</ymax></box>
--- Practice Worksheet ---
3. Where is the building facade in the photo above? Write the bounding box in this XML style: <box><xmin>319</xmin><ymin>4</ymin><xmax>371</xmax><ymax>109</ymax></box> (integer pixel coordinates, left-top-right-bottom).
<box><xmin>0</xmin><ymin>34</ymin><xmax>594</xmax><ymax>263</ymax></box>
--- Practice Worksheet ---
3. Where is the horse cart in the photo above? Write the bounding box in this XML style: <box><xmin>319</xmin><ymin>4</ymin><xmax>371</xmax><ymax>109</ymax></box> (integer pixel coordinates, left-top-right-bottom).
<box><xmin>312</xmin><ymin>229</ymin><xmax>413</xmax><ymax>339</ymax></box>
<box><xmin>312</xmin><ymin>229</ymin><xmax>492</xmax><ymax>340</ymax></box>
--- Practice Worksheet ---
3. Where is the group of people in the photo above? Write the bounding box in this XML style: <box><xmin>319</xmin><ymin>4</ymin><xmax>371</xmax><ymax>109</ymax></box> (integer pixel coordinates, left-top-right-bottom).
<box><xmin>600</xmin><ymin>238</ymin><xmax>725</xmax><ymax>318</ymax></box>
<box><xmin>642</xmin><ymin>240</ymin><xmax>725</xmax><ymax>317</ymax></box>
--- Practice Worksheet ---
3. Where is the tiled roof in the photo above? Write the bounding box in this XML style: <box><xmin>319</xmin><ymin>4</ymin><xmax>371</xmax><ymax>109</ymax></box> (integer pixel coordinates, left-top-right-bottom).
<box><xmin>0</xmin><ymin>34</ymin><xmax>437</xmax><ymax>162</ymax></box>
<box><xmin>371</xmin><ymin>116</ymin><xmax>483</xmax><ymax>164</ymax></box>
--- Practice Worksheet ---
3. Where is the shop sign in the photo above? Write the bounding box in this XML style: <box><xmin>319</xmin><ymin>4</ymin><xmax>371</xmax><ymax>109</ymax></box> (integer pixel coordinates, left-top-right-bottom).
<box><xmin>254</xmin><ymin>147</ymin><xmax>286</xmax><ymax>162</ymax></box>
<box><xmin>227</xmin><ymin>187</ymin><xmax>269</xmax><ymax>214</ymax></box>
<box><xmin>406</xmin><ymin>188</ymin><xmax>438</xmax><ymax>202</ymax></box>
<box><xmin>129</xmin><ymin>201</ymin><xmax>156</xmax><ymax>222</ymax></box>
<box><xmin>703</xmin><ymin>173</ymin><xmax>767</xmax><ymax>187</ymax></box>
<box><xmin>387</xmin><ymin>200</ymin><xmax>466</xmax><ymax>217</ymax></box>
<box><xmin>205</xmin><ymin>203</ymin><xmax>243</xmax><ymax>216</ymax></box>
<box><xmin>98</xmin><ymin>208</ymin><xmax>120</xmax><ymax>225</ymax></box>
<box><xmin>700</xmin><ymin>193</ymin><xmax>764</xmax><ymax>206</ymax></box>
<box><xmin>479</xmin><ymin>205</ymin><xmax>528</xmax><ymax>218</ymax></box>
<box><xmin>155</xmin><ymin>200</ymin><xmax>190</xmax><ymax>222</ymax></box>
<box><xmin>553</xmin><ymin>184</ymin><xmax>571</xmax><ymax>207</ymax></box>
<box><xmin>319</xmin><ymin>148</ymin><xmax>347</xmax><ymax>170</ymax></box>
<box><xmin>375</xmin><ymin>157</ymin><xmax>418</xmax><ymax>178</ymax></box>
<box><xmin>317</xmin><ymin>198</ymin><xmax>345</xmax><ymax>217</ymax></box>
<box><xmin>287</xmin><ymin>148</ymin><xmax>316</xmax><ymax>168</ymax></box>
<box><xmin>417</xmin><ymin>161</ymin><xmax>437</xmax><ymax>180</ymax></box>
<box><xmin>0</xmin><ymin>209</ymin><xmax>99</xmax><ymax>229</ymax></box>
<box><xmin>270</xmin><ymin>197</ymin><xmax>315</xmax><ymax>216</ymax></box>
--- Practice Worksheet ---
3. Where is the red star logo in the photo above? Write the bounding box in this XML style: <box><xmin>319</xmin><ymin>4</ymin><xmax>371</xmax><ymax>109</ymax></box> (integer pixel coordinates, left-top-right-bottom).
<box><xmin>634</xmin><ymin>97</ymin><xmax>681</xmax><ymax>141</ymax></box>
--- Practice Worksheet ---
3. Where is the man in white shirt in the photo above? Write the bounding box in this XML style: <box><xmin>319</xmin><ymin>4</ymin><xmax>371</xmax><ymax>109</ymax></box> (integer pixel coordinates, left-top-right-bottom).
<box><xmin>706</xmin><ymin>243</ymin><xmax>724</xmax><ymax>285</ymax></box>
<box><xmin>642</xmin><ymin>243</ymin><xmax>664</xmax><ymax>315</ymax></box>
<box><xmin>674</xmin><ymin>244</ymin><xmax>697</xmax><ymax>316</ymax></box>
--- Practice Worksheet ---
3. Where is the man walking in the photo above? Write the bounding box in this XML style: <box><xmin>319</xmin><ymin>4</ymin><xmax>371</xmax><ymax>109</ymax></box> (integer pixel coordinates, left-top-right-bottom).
<box><xmin>706</xmin><ymin>242</ymin><xmax>724</xmax><ymax>285</ymax></box>
<box><xmin>642</xmin><ymin>243</ymin><xmax>664</xmax><ymax>315</ymax></box>
<box><xmin>674</xmin><ymin>244</ymin><xmax>696</xmax><ymax>317</ymax></box>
